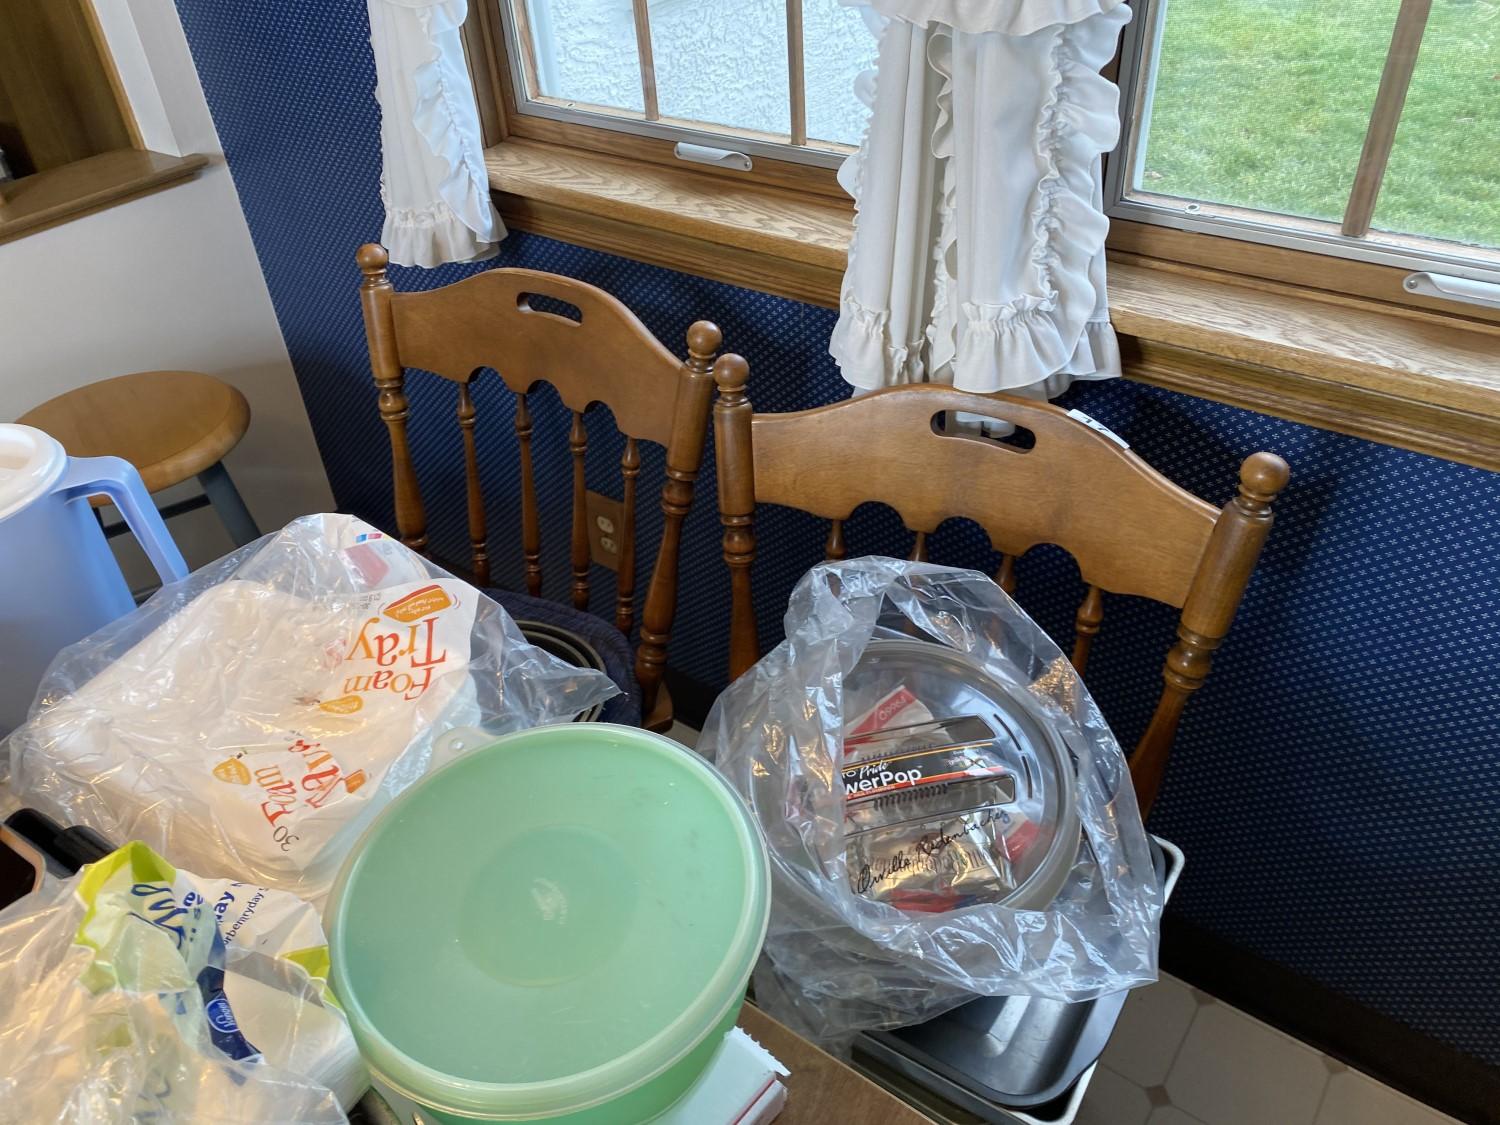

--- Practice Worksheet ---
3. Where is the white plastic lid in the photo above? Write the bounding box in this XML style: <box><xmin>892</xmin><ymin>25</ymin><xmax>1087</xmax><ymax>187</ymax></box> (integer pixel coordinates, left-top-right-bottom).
<box><xmin>0</xmin><ymin>424</ymin><xmax>67</xmax><ymax>522</ymax></box>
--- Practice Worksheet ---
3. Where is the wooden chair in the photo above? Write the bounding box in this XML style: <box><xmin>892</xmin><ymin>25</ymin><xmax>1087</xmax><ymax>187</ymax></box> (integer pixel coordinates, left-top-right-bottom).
<box><xmin>711</xmin><ymin>356</ymin><xmax>1289</xmax><ymax>815</ymax></box>
<box><xmin>357</xmin><ymin>243</ymin><xmax>721</xmax><ymax>728</ymax></box>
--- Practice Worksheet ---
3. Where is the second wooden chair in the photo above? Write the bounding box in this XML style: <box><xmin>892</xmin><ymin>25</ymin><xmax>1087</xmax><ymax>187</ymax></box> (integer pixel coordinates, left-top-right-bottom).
<box><xmin>357</xmin><ymin>243</ymin><xmax>719</xmax><ymax>728</ymax></box>
<box><xmin>711</xmin><ymin>355</ymin><xmax>1288</xmax><ymax>815</ymax></box>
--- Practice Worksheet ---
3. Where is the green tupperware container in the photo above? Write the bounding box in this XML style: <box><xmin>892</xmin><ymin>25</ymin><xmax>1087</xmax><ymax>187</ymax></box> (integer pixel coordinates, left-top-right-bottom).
<box><xmin>326</xmin><ymin>724</ymin><xmax>770</xmax><ymax>1123</ymax></box>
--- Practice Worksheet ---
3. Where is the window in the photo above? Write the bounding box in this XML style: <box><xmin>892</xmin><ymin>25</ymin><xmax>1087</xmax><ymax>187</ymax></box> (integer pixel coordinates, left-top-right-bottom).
<box><xmin>484</xmin><ymin>0</ymin><xmax>1499</xmax><ymax>311</ymax></box>
<box><xmin>497</xmin><ymin>0</ymin><xmax>879</xmax><ymax>168</ymax></box>
<box><xmin>1109</xmin><ymin>0</ymin><xmax>1500</xmax><ymax>291</ymax></box>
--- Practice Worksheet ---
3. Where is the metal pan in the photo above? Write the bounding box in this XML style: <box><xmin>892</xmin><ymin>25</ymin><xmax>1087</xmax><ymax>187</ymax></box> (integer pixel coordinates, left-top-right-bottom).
<box><xmin>855</xmin><ymin>836</ymin><xmax>1184</xmax><ymax>1122</ymax></box>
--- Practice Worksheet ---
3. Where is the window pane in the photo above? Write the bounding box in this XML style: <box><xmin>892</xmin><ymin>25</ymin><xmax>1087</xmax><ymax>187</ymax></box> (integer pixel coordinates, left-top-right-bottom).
<box><xmin>647</xmin><ymin>0</ymin><xmax>790</xmax><ymax>136</ymax></box>
<box><xmin>803</xmin><ymin>0</ymin><xmax>879</xmax><ymax>146</ymax></box>
<box><xmin>525</xmin><ymin>0</ymin><xmax>644</xmax><ymax>113</ymax></box>
<box><xmin>1133</xmin><ymin>1</ymin><xmax>1399</xmax><ymax>225</ymax></box>
<box><xmin>1372</xmin><ymin>2</ymin><xmax>1500</xmax><ymax>250</ymax></box>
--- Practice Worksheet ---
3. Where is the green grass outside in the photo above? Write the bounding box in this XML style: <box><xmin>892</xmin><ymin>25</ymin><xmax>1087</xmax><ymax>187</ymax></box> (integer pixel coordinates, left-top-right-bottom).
<box><xmin>1138</xmin><ymin>0</ymin><xmax>1500</xmax><ymax>250</ymax></box>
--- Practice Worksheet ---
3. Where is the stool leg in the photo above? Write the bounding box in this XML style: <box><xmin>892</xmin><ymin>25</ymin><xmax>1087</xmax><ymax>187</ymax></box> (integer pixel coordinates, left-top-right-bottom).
<box><xmin>198</xmin><ymin>462</ymin><xmax>262</xmax><ymax>546</ymax></box>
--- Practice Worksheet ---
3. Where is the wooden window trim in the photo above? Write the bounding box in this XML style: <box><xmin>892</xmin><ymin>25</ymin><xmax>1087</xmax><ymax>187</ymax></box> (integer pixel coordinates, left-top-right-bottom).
<box><xmin>487</xmin><ymin>139</ymin><xmax>1500</xmax><ymax>473</ymax></box>
<box><xmin>469</xmin><ymin>6</ymin><xmax>1500</xmax><ymax>472</ymax></box>
<box><xmin>467</xmin><ymin>0</ymin><xmax>849</xmax><ymax>200</ymax></box>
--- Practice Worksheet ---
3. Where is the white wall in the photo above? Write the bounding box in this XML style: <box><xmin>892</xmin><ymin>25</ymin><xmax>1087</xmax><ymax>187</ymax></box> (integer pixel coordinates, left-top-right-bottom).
<box><xmin>0</xmin><ymin>0</ymin><xmax>333</xmax><ymax>585</ymax></box>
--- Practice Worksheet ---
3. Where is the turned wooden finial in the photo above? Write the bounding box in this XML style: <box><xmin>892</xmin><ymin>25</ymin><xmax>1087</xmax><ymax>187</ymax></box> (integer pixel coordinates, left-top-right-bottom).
<box><xmin>1237</xmin><ymin>452</ymin><xmax>1291</xmax><ymax>510</ymax></box>
<box><xmin>357</xmin><ymin>242</ymin><xmax>390</xmax><ymax>284</ymax></box>
<box><xmin>714</xmin><ymin>353</ymin><xmax>750</xmax><ymax>399</ymax></box>
<box><xmin>686</xmin><ymin>320</ymin><xmax>723</xmax><ymax>363</ymax></box>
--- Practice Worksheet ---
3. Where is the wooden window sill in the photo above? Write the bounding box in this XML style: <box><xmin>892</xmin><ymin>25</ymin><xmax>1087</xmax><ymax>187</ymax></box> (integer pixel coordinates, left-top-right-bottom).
<box><xmin>487</xmin><ymin>140</ymin><xmax>1500</xmax><ymax>472</ymax></box>
<box><xmin>0</xmin><ymin>149</ymin><xmax>209</xmax><ymax>245</ymax></box>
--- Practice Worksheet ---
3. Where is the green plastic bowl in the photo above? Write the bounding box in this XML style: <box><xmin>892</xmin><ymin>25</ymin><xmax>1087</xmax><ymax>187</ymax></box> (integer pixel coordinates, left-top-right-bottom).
<box><xmin>326</xmin><ymin>724</ymin><xmax>769</xmax><ymax>1123</ymax></box>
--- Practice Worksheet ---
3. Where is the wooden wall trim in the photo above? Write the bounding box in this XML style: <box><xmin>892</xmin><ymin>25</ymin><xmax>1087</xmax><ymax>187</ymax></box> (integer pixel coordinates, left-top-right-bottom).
<box><xmin>489</xmin><ymin>141</ymin><xmax>1500</xmax><ymax>474</ymax></box>
<box><xmin>1124</xmin><ymin>339</ymin><xmax>1500</xmax><ymax>472</ymax></box>
<box><xmin>0</xmin><ymin>149</ymin><xmax>208</xmax><ymax>244</ymax></box>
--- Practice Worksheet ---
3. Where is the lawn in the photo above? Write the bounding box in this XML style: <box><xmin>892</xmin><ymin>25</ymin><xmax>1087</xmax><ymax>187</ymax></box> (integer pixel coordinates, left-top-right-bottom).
<box><xmin>1139</xmin><ymin>0</ymin><xmax>1500</xmax><ymax>251</ymax></box>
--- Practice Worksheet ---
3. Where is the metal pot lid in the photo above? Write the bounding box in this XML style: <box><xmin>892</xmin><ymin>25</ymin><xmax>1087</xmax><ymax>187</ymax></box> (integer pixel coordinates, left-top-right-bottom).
<box><xmin>842</xmin><ymin>638</ymin><xmax>1081</xmax><ymax>911</ymax></box>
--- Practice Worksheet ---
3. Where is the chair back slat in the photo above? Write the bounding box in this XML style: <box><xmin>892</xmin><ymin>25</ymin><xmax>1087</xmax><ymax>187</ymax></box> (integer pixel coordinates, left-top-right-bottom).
<box><xmin>615</xmin><ymin>437</ymin><xmax>640</xmax><ymax>633</ymax></box>
<box><xmin>456</xmin><ymin>382</ymin><xmax>490</xmax><ymax>586</ymax></box>
<box><xmin>386</xmin><ymin>268</ymin><xmax>683</xmax><ymax>446</ymax></box>
<box><xmin>996</xmin><ymin>554</ymin><xmax>1018</xmax><ymax>595</ymax></box>
<box><xmin>1070</xmin><ymin>585</ymin><xmax>1104</xmax><ymax>674</ymax></box>
<box><xmin>711</xmin><ymin>356</ymin><xmax>1289</xmax><ymax>815</ymax></box>
<box><xmin>569</xmin><ymin>410</ymin><xmax>590</xmax><ymax>611</ymax></box>
<box><xmin>746</xmin><ymin>385</ymin><xmax>1219</xmax><ymax>608</ymax></box>
<box><xmin>515</xmin><ymin>392</ymin><xmax>543</xmax><ymax>596</ymax></box>
<box><xmin>825</xmin><ymin>518</ymin><xmax>846</xmax><ymax>560</ymax></box>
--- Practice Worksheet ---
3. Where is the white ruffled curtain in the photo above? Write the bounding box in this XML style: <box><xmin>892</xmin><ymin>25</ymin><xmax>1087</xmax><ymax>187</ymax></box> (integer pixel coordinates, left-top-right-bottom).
<box><xmin>368</xmin><ymin>0</ymin><xmax>504</xmax><ymax>267</ymax></box>
<box><xmin>831</xmin><ymin>0</ymin><xmax>1132</xmax><ymax>399</ymax></box>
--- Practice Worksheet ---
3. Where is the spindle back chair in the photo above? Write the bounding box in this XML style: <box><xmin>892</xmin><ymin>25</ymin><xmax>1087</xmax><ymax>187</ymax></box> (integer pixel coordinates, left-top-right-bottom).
<box><xmin>711</xmin><ymin>356</ymin><xmax>1288</xmax><ymax>814</ymax></box>
<box><xmin>357</xmin><ymin>242</ymin><xmax>721</xmax><ymax>726</ymax></box>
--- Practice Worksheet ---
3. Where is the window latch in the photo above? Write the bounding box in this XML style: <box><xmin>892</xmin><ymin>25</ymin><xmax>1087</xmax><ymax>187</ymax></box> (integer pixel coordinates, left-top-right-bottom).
<box><xmin>674</xmin><ymin>143</ymin><xmax>753</xmax><ymax>172</ymax></box>
<box><xmin>1402</xmin><ymin>272</ymin><xmax>1500</xmax><ymax>311</ymax></box>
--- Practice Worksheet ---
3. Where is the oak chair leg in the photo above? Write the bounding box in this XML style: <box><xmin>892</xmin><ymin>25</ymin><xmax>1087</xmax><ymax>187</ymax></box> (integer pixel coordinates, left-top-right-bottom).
<box><xmin>1131</xmin><ymin>452</ymin><xmax>1289</xmax><ymax>816</ymax></box>
<box><xmin>515</xmin><ymin>392</ymin><xmax>542</xmax><ymax>596</ymax></box>
<box><xmin>636</xmin><ymin>322</ymin><xmax>721</xmax><ymax>726</ymax></box>
<box><xmin>825</xmin><ymin>518</ymin><xmax>846</xmax><ymax>560</ymax></box>
<box><xmin>616</xmin><ymin>437</ymin><xmax>639</xmax><ymax>633</ymax></box>
<box><xmin>569</xmin><ymin>411</ymin><xmax>590</xmax><ymax>611</ymax></box>
<box><xmin>457</xmin><ymin>382</ymin><xmax>490</xmax><ymax>586</ymax></box>
<box><xmin>1071</xmin><ymin>585</ymin><xmax>1104</xmax><ymax>674</ymax></box>
<box><xmin>359</xmin><ymin>243</ymin><xmax>428</xmax><ymax>554</ymax></box>
<box><xmin>711</xmin><ymin>353</ymin><xmax>758</xmax><ymax>683</ymax></box>
<box><xmin>996</xmin><ymin>553</ymin><xmax>1018</xmax><ymax>596</ymax></box>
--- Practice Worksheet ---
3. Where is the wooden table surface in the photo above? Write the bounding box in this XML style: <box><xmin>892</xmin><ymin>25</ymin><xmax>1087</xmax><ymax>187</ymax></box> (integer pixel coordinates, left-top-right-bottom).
<box><xmin>737</xmin><ymin>1004</ymin><xmax>937</xmax><ymax>1124</ymax></box>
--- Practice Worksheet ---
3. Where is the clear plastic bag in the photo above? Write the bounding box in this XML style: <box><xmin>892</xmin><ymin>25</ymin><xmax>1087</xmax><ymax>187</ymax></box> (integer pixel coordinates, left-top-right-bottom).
<box><xmin>6</xmin><ymin>515</ymin><xmax>618</xmax><ymax>903</ymax></box>
<box><xmin>698</xmin><ymin>558</ymin><xmax>1162</xmax><ymax>1048</ymax></box>
<box><xmin>0</xmin><ymin>841</ymin><xmax>357</xmax><ymax>1124</ymax></box>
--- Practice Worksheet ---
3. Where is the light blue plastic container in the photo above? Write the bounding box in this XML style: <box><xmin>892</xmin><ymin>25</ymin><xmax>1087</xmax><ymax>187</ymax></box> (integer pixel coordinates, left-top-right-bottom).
<box><xmin>0</xmin><ymin>423</ymin><xmax>187</xmax><ymax>733</ymax></box>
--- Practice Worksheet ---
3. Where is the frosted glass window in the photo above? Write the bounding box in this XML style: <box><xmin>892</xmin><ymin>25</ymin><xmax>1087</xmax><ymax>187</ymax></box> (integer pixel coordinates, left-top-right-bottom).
<box><xmin>648</xmin><ymin>0</ymin><xmax>790</xmax><ymax>136</ymax></box>
<box><xmin>803</xmin><ymin>0</ymin><xmax>878</xmax><ymax>146</ymax></box>
<box><xmin>525</xmin><ymin>0</ymin><xmax>644</xmax><ymax>114</ymax></box>
<box><xmin>509</xmin><ymin>0</ymin><xmax>877</xmax><ymax>153</ymax></box>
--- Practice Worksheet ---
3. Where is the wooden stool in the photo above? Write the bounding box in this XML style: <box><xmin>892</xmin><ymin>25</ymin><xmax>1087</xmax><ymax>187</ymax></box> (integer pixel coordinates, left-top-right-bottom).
<box><xmin>18</xmin><ymin>371</ymin><xmax>261</xmax><ymax>547</ymax></box>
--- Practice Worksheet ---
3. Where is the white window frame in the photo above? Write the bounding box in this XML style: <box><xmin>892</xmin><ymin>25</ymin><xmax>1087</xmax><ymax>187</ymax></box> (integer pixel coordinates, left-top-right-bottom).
<box><xmin>496</xmin><ymin>0</ymin><xmax>853</xmax><ymax>170</ymax></box>
<box><xmin>1105</xmin><ymin>0</ymin><xmax>1500</xmax><ymax>287</ymax></box>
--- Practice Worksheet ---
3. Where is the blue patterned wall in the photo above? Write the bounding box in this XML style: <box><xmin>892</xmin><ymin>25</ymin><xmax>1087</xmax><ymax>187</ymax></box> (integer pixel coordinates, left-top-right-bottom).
<box><xmin>176</xmin><ymin>0</ymin><xmax>1499</xmax><ymax>1073</ymax></box>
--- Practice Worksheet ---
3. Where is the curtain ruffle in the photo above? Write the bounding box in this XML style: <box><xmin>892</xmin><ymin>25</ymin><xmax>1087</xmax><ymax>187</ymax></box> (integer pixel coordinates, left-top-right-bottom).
<box><xmin>849</xmin><ymin>0</ymin><xmax>1127</xmax><ymax>37</ymax></box>
<box><xmin>949</xmin><ymin>12</ymin><xmax>1124</xmax><ymax>391</ymax></box>
<box><xmin>371</xmin><ymin>0</ymin><xmax>503</xmax><ymax>268</ymax></box>
<box><xmin>831</xmin><ymin>4</ymin><xmax>1128</xmax><ymax>396</ymax></box>
<box><xmin>830</xmin><ymin>295</ymin><xmax>930</xmax><ymax>389</ymax></box>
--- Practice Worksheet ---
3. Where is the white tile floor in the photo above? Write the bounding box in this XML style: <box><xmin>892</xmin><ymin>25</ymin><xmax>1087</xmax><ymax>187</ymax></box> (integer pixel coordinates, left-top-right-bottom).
<box><xmin>1075</xmin><ymin>974</ymin><xmax>1460</xmax><ymax>1125</ymax></box>
<box><xmin>665</xmin><ymin>725</ymin><xmax>1460</xmax><ymax>1125</ymax></box>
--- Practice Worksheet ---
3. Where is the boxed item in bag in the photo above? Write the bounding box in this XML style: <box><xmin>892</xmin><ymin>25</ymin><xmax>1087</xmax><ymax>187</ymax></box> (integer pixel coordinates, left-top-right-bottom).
<box><xmin>7</xmin><ymin>515</ymin><xmax>618</xmax><ymax>902</ymax></box>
